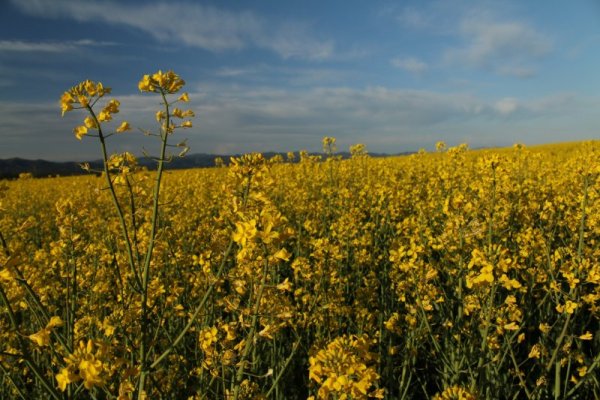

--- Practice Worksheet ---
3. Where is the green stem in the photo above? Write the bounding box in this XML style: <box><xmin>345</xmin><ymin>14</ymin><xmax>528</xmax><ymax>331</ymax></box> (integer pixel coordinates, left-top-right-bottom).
<box><xmin>0</xmin><ymin>285</ymin><xmax>62</xmax><ymax>400</ymax></box>
<box><xmin>125</xmin><ymin>176</ymin><xmax>142</xmax><ymax>266</ymax></box>
<box><xmin>577</xmin><ymin>175</ymin><xmax>588</xmax><ymax>261</ymax></box>
<box><xmin>10</xmin><ymin>262</ymin><xmax>72</xmax><ymax>353</ymax></box>
<box><xmin>0</xmin><ymin>361</ymin><xmax>27</xmax><ymax>400</ymax></box>
<box><xmin>233</xmin><ymin>256</ymin><xmax>269</xmax><ymax>400</ymax></box>
<box><xmin>138</xmin><ymin>89</ymin><xmax>171</xmax><ymax>399</ymax></box>
<box><xmin>149</xmin><ymin>240</ymin><xmax>234</xmax><ymax>370</ymax></box>
<box><xmin>546</xmin><ymin>313</ymin><xmax>571</xmax><ymax>373</ymax></box>
<box><xmin>88</xmin><ymin>105</ymin><xmax>142</xmax><ymax>293</ymax></box>
<box><xmin>265</xmin><ymin>335</ymin><xmax>301</xmax><ymax>398</ymax></box>
<box><xmin>0</xmin><ymin>230</ymin><xmax>10</xmax><ymax>257</ymax></box>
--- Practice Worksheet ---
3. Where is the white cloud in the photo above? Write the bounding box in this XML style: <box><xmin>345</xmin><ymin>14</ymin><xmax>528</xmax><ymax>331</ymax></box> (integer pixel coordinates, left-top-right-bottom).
<box><xmin>0</xmin><ymin>83</ymin><xmax>592</xmax><ymax>160</ymax></box>
<box><xmin>396</xmin><ymin>7</ymin><xmax>431</xmax><ymax>29</ymax></box>
<box><xmin>120</xmin><ymin>85</ymin><xmax>593</xmax><ymax>153</ymax></box>
<box><xmin>445</xmin><ymin>13</ymin><xmax>552</xmax><ymax>77</ymax></box>
<box><xmin>0</xmin><ymin>39</ymin><xmax>115</xmax><ymax>52</ymax></box>
<box><xmin>391</xmin><ymin>57</ymin><xmax>428</xmax><ymax>74</ymax></box>
<box><xmin>259</xmin><ymin>22</ymin><xmax>334</xmax><ymax>61</ymax></box>
<box><xmin>494</xmin><ymin>97</ymin><xmax>518</xmax><ymax>115</ymax></box>
<box><xmin>212</xmin><ymin>65</ymin><xmax>357</xmax><ymax>87</ymax></box>
<box><xmin>215</xmin><ymin>67</ymin><xmax>256</xmax><ymax>77</ymax></box>
<box><xmin>390</xmin><ymin>2</ymin><xmax>463</xmax><ymax>35</ymax></box>
<box><xmin>390</xmin><ymin>3</ymin><xmax>552</xmax><ymax>78</ymax></box>
<box><xmin>10</xmin><ymin>0</ymin><xmax>335</xmax><ymax>60</ymax></box>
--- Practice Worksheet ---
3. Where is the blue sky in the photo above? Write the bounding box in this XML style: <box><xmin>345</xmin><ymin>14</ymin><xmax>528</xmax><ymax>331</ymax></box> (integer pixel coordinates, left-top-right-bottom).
<box><xmin>1</xmin><ymin>0</ymin><xmax>599</xmax><ymax>160</ymax></box>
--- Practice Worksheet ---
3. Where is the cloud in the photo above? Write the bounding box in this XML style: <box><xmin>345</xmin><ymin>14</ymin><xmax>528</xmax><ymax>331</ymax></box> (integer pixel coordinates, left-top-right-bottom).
<box><xmin>494</xmin><ymin>97</ymin><xmax>518</xmax><ymax>115</ymax></box>
<box><xmin>445</xmin><ymin>13</ymin><xmax>552</xmax><ymax>77</ymax></box>
<box><xmin>212</xmin><ymin>65</ymin><xmax>357</xmax><ymax>87</ymax></box>
<box><xmin>395</xmin><ymin>7</ymin><xmax>431</xmax><ymax>29</ymax></box>
<box><xmin>391</xmin><ymin>57</ymin><xmax>428</xmax><ymax>74</ymax></box>
<box><xmin>126</xmin><ymin>85</ymin><xmax>592</xmax><ymax>153</ymax></box>
<box><xmin>215</xmin><ymin>67</ymin><xmax>256</xmax><ymax>77</ymax></box>
<box><xmin>257</xmin><ymin>22</ymin><xmax>334</xmax><ymax>60</ymax></box>
<box><xmin>10</xmin><ymin>0</ymin><xmax>334</xmax><ymax>60</ymax></box>
<box><xmin>0</xmin><ymin>39</ymin><xmax>115</xmax><ymax>52</ymax></box>
<box><xmin>390</xmin><ymin>2</ymin><xmax>463</xmax><ymax>35</ymax></box>
<box><xmin>0</xmin><ymin>83</ymin><xmax>592</xmax><ymax>160</ymax></box>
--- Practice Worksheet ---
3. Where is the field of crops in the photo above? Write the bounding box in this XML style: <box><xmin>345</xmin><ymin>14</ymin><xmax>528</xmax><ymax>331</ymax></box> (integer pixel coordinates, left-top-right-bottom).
<box><xmin>1</xmin><ymin>74</ymin><xmax>599</xmax><ymax>400</ymax></box>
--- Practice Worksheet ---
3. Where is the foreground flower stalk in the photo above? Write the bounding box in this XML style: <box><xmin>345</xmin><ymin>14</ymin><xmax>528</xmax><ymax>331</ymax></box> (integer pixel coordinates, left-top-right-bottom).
<box><xmin>135</xmin><ymin>70</ymin><xmax>191</xmax><ymax>400</ymax></box>
<box><xmin>59</xmin><ymin>71</ymin><xmax>194</xmax><ymax>399</ymax></box>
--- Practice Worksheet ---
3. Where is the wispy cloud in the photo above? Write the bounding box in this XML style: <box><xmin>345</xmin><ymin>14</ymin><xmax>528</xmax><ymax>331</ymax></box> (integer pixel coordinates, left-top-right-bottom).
<box><xmin>445</xmin><ymin>13</ymin><xmax>552</xmax><ymax>77</ymax></box>
<box><xmin>215</xmin><ymin>67</ymin><xmax>257</xmax><ymax>77</ymax></box>
<box><xmin>389</xmin><ymin>2</ymin><xmax>553</xmax><ymax>78</ymax></box>
<box><xmin>0</xmin><ymin>39</ymin><xmax>116</xmax><ymax>52</ymax></box>
<box><xmin>390</xmin><ymin>2</ymin><xmax>462</xmax><ymax>35</ymax></box>
<box><xmin>257</xmin><ymin>21</ymin><xmax>334</xmax><ymax>60</ymax></box>
<box><xmin>494</xmin><ymin>97</ymin><xmax>518</xmax><ymax>115</ymax></box>
<box><xmin>10</xmin><ymin>0</ymin><xmax>335</xmax><ymax>60</ymax></box>
<box><xmin>176</xmin><ymin>85</ymin><xmax>591</xmax><ymax>153</ymax></box>
<box><xmin>212</xmin><ymin>65</ymin><xmax>356</xmax><ymax>87</ymax></box>
<box><xmin>0</xmin><ymin>85</ymin><xmax>593</xmax><ymax>160</ymax></box>
<box><xmin>395</xmin><ymin>7</ymin><xmax>432</xmax><ymax>30</ymax></box>
<box><xmin>391</xmin><ymin>57</ymin><xmax>428</xmax><ymax>74</ymax></box>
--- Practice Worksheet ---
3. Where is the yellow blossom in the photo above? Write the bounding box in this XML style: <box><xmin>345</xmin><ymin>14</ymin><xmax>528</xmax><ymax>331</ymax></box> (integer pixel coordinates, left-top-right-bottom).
<box><xmin>84</xmin><ymin>116</ymin><xmax>97</xmax><ymax>129</ymax></box>
<box><xmin>28</xmin><ymin>328</ymin><xmax>51</xmax><ymax>347</ymax></box>
<box><xmin>556</xmin><ymin>300</ymin><xmax>578</xmax><ymax>314</ymax></box>
<box><xmin>46</xmin><ymin>316</ymin><xmax>63</xmax><ymax>329</ymax></box>
<box><xmin>274</xmin><ymin>248</ymin><xmax>291</xmax><ymax>261</ymax></box>
<box><xmin>56</xmin><ymin>367</ymin><xmax>79</xmax><ymax>392</ymax></box>
<box><xmin>116</xmin><ymin>121</ymin><xmax>131</xmax><ymax>133</ymax></box>
<box><xmin>73</xmin><ymin>125</ymin><xmax>88</xmax><ymax>140</ymax></box>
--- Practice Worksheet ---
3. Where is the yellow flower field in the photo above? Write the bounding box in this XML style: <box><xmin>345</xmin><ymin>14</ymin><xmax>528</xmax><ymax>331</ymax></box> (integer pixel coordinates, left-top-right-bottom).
<box><xmin>1</xmin><ymin>72</ymin><xmax>599</xmax><ymax>399</ymax></box>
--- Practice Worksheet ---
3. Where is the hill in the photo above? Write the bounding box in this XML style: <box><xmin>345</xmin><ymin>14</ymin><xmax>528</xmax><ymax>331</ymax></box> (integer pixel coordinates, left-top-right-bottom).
<box><xmin>0</xmin><ymin>151</ymin><xmax>399</xmax><ymax>179</ymax></box>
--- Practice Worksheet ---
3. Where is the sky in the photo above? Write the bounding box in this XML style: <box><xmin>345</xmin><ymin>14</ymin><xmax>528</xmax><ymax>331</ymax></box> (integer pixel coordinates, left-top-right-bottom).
<box><xmin>1</xmin><ymin>0</ymin><xmax>599</xmax><ymax>161</ymax></box>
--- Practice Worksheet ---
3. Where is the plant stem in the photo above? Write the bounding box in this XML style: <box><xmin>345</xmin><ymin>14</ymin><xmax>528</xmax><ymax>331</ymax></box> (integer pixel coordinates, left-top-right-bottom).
<box><xmin>88</xmin><ymin>105</ymin><xmax>142</xmax><ymax>292</ymax></box>
<box><xmin>137</xmin><ymin>89</ymin><xmax>171</xmax><ymax>400</ymax></box>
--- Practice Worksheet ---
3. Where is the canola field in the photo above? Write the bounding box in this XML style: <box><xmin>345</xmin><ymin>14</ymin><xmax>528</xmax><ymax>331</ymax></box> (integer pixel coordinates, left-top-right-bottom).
<box><xmin>1</xmin><ymin>140</ymin><xmax>599</xmax><ymax>400</ymax></box>
<box><xmin>1</xmin><ymin>72</ymin><xmax>599</xmax><ymax>399</ymax></box>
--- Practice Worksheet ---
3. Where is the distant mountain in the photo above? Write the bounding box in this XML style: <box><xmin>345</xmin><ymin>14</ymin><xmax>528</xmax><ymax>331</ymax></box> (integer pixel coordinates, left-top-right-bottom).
<box><xmin>0</xmin><ymin>154</ymin><xmax>217</xmax><ymax>179</ymax></box>
<box><xmin>0</xmin><ymin>151</ymin><xmax>404</xmax><ymax>179</ymax></box>
<box><xmin>0</xmin><ymin>158</ymin><xmax>93</xmax><ymax>179</ymax></box>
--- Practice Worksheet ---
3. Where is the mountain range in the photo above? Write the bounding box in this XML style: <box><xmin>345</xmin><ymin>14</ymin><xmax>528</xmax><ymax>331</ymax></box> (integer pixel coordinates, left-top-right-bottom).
<box><xmin>0</xmin><ymin>151</ymin><xmax>401</xmax><ymax>179</ymax></box>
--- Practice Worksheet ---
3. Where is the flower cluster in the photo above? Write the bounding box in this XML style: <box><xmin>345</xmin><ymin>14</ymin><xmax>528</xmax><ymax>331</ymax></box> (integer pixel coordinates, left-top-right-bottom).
<box><xmin>61</xmin><ymin>80</ymin><xmax>132</xmax><ymax>140</ymax></box>
<box><xmin>308</xmin><ymin>334</ymin><xmax>384</xmax><ymax>399</ymax></box>
<box><xmin>138</xmin><ymin>69</ymin><xmax>186</xmax><ymax>94</ymax></box>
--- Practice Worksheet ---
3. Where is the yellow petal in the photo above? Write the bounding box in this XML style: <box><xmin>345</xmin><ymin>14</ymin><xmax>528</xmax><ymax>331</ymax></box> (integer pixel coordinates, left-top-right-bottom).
<box><xmin>56</xmin><ymin>368</ymin><xmax>71</xmax><ymax>391</ymax></box>
<box><xmin>503</xmin><ymin>322</ymin><xmax>520</xmax><ymax>331</ymax></box>
<box><xmin>84</xmin><ymin>116</ymin><xmax>97</xmax><ymax>129</ymax></box>
<box><xmin>0</xmin><ymin>268</ymin><xmax>13</xmax><ymax>282</ymax></box>
<box><xmin>138</xmin><ymin>75</ymin><xmax>153</xmax><ymax>92</ymax></box>
<box><xmin>276</xmin><ymin>278</ymin><xmax>292</xmax><ymax>291</ymax></box>
<box><xmin>46</xmin><ymin>316</ymin><xmax>64</xmax><ymax>329</ymax></box>
<box><xmin>78</xmin><ymin>95</ymin><xmax>89</xmax><ymax>107</ymax></box>
<box><xmin>116</xmin><ymin>121</ymin><xmax>131</xmax><ymax>133</ymax></box>
<box><xmin>29</xmin><ymin>329</ymin><xmax>51</xmax><ymax>347</ymax></box>
<box><xmin>73</xmin><ymin>125</ymin><xmax>88</xmax><ymax>140</ymax></box>
<box><xmin>274</xmin><ymin>248</ymin><xmax>291</xmax><ymax>261</ymax></box>
<box><xmin>182</xmin><ymin>109</ymin><xmax>195</xmax><ymax>117</ymax></box>
<box><xmin>98</xmin><ymin>110</ymin><xmax>111</xmax><ymax>122</ymax></box>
